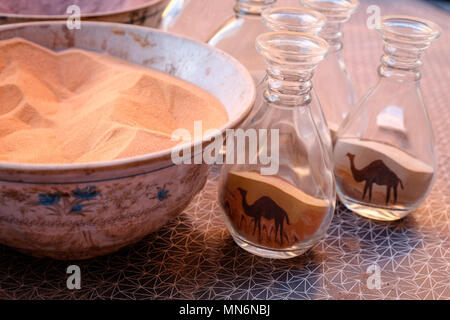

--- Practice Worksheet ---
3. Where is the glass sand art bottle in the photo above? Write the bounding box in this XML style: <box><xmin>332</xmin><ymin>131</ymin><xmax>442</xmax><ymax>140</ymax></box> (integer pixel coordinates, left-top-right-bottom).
<box><xmin>208</xmin><ymin>0</ymin><xmax>276</xmax><ymax>82</ymax></box>
<box><xmin>252</xmin><ymin>6</ymin><xmax>333</xmax><ymax>157</ymax></box>
<box><xmin>219</xmin><ymin>32</ymin><xmax>335</xmax><ymax>259</ymax></box>
<box><xmin>334</xmin><ymin>16</ymin><xmax>441</xmax><ymax>221</ymax></box>
<box><xmin>300</xmin><ymin>0</ymin><xmax>358</xmax><ymax>141</ymax></box>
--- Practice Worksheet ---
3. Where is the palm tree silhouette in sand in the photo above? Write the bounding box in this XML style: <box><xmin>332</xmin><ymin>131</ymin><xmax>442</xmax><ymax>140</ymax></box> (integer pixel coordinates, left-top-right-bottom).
<box><xmin>237</xmin><ymin>187</ymin><xmax>290</xmax><ymax>245</ymax></box>
<box><xmin>346</xmin><ymin>153</ymin><xmax>404</xmax><ymax>204</ymax></box>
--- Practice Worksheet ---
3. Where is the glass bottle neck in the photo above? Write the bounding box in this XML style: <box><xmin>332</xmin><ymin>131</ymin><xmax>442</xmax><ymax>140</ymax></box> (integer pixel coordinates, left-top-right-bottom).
<box><xmin>378</xmin><ymin>40</ymin><xmax>424</xmax><ymax>81</ymax></box>
<box><xmin>234</xmin><ymin>0</ymin><xmax>275</xmax><ymax>16</ymax></box>
<box><xmin>256</xmin><ymin>32</ymin><xmax>328</xmax><ymax>108</ymax></box>
<box><xmin>375</xmin><ymin>16</ymin><xmax>441</xmax><ymax>82</ymax></box>
<box><xmin>320</xmin><ymin>23</ymin><xmax>344</xmax><ymax>52</ymax></box>
<box><xmin>264</xmin><ymin>67</ymin><xmax>314</xmax><ymax>107</ymax></box>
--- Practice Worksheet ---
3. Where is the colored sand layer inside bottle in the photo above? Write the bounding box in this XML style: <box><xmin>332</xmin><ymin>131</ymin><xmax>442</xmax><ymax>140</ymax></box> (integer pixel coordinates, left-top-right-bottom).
<box><xmin>334</xmin><ymin>138</ymin><xmax>434</xmax><ymax>214</ymax></box>
<box><xmin>221</xmin><ymin>170</ymin><xmax>329</xmax><ymax>249</ymax></box>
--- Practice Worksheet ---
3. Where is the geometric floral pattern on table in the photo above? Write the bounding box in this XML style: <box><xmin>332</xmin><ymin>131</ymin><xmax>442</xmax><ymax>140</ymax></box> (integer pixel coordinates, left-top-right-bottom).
<box><xmin>0</xmin><ymin>0</ymin><xmax>449</xmax><ymax>300</ymax></box>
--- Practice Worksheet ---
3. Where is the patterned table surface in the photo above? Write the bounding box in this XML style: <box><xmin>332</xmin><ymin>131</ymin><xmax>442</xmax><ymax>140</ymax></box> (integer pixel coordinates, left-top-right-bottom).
<box><xmin>0</xmin><ymin>0</ymin><xmax>449</xmax><ymax>300</ymax></box>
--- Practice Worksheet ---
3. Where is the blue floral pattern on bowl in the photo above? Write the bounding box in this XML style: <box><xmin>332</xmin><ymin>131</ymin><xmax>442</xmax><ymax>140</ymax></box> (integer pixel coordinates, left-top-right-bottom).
<box><xmin>157</xmin><ymin>188</ymin><xmax>169</xmax><ymax>201</ymax></box>
<box><xmin>37</xmin><ymin>186</ymin><xmax>101</xmax><ymax>216</ymax></box>
<box><xmin>72</xmin><ymin>186</ymin><xmax>100</xmax><ymax>200</ymax></box>
<box><xmin>38</xmin><ymin>193</ymin><xmax>61</xmax><ymax>206</ymax></box>
<box><xmin>31</xmin><ymin>185</ymin><xmax>174</xmax><ymax>216</ymax></box>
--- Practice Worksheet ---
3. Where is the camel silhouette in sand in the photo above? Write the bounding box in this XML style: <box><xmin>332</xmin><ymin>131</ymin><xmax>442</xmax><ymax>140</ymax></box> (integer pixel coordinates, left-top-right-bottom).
<box><xmin>346</xmin><ymin>153</ymin><xmax>404</xmax><ymax>204</ymax></box>
<box><xmin>237</xmin><ymin>187</ymin><xmax>290</xmax><ymax>245</ymax></box>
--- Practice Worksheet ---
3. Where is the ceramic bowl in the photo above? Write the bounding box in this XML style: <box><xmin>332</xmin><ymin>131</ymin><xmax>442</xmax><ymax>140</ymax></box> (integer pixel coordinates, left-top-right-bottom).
<box><xmin>0</xmin><ymin>0</ymin><xmax>170</xmax><ymax>27</ymax></box>
<box><xmin>0</xmin><ymin>21</ymin><xmax>255</xmax><ymax>260</ymax></box>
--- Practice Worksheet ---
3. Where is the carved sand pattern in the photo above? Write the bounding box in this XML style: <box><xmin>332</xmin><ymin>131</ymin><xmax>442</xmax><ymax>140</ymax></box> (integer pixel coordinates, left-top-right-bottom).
<box><xmin>346</xmin><ymin>153</ymin><xmax>404</xmax><ymax>204</ymax></box>
<box><xmin>237</xmin><ymin>187</ymin><xmax>290</xmax><ymax>245</ymax></box>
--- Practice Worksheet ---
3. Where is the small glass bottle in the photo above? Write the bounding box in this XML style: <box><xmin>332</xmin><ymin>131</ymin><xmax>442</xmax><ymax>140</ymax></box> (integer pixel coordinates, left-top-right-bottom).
<box><xmin>334</xmin><ymin>15</ymin><xmax>441</xmax><ymax>221</ymax></box>
<box><xmin>300</xmin><ymin>0</ymin><xmax>358</xmax><ymax>141</ymax></box>
<box><xmin>219</xmin><ymin>31</ymin><xmax>335</xmax><ymax>259</ymax></box>
<box><xmin>207</xmin><ymin>0</ymin><xmax>276</xmax><ymax>82</ymax></box>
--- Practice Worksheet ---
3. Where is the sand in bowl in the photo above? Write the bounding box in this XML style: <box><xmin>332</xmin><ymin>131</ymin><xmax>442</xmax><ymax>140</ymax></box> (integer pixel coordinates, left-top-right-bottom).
<box><xmin>221</xmin><ymin>171</ymin><xmax>329</xmax><ymax>249</ymax></box>
<box><xmin>0</xmin><ymin>38</ymin><xmax>228</xmax><ymax>164</ymax></box>
<box><xmin>334</xmin><ymin>138</ymin><xmax>434</xmax><ymax>220</ymax></box>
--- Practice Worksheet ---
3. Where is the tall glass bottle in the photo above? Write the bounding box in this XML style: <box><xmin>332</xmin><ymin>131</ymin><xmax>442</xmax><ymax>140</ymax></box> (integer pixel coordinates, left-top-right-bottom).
<box><xmin>218</xmin><ymin>31</ymin><xmax>335</xmax><ymax>259</ymax></box>
<box><xmin>334</xmin><ymin>16</ymin><xmax>441</xmax><ymax>221</ymax></box>
<box><xmin>300</xmin><ymin>0</ymin><xmax>358</xmax><ymax>141</ymax></box>
<box><xmin>207</xmin><ymin>0</ymin><xmax>276</xmax><ymax>82</ymax></box>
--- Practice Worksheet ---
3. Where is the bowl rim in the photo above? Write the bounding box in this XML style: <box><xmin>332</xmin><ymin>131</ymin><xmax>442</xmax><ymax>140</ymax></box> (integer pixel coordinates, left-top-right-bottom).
<box><xmin>0</xmin><ymin>0</ymin><xmax>167</xmax><ymax>20</ymax></box>
<box><xmin>0</xmin><ymin>21</ymin><xmax>256</xmax><ymax>173</ymax></box>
